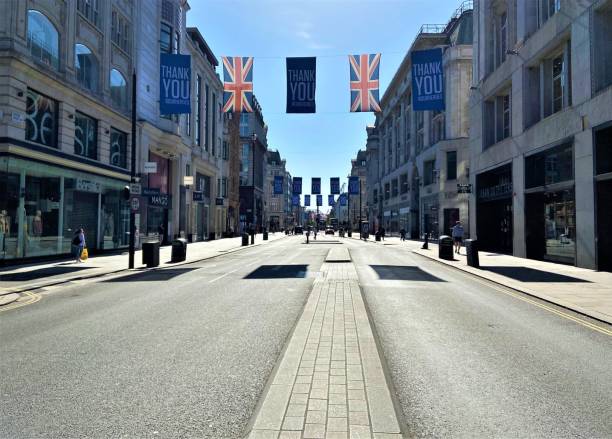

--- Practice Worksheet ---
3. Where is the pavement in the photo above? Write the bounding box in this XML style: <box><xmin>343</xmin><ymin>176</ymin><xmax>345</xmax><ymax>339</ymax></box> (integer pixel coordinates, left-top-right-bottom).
<box><xmin>0</xmin><ymin>233</ymin><xmax>287</xmax><ymax>300</ymax></box>
<box><xmin>347</xmin><ymin>235</ymin><xmax>612</xmax><ymax>325</ymax></box>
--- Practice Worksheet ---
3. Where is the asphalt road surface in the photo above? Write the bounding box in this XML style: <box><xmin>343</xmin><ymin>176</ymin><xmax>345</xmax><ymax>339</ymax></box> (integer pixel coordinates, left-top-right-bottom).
<box><xmin>344</xmin><ymin>238</ymin><xmax>612</xmax><ymax>438</ymax></box>
<box><xmin>0</xmin><ymin>236</ymin><xmax>324</xmax><ymax>438</ymax></box>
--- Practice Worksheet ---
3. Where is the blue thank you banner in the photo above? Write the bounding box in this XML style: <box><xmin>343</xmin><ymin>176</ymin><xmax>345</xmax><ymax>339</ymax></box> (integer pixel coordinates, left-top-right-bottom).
<box><xmin>292</xmin><ymin>177</ymin><xmax>302</xmax><ymax>194</ymax></box>
<box><xmin>348</xmin><ymin>176</ymin><xmax>360</xmax><ymax>195</ymax></box>
<box><xmin>287</xmin><ymin>57</ymin><xmax>316</xmax><ymax>113</ymax></box>
<box><xmin>411</xmin><ymin>48</ymin><xmax>444</xmax><ymax>111</ymax></box>
<box><xmin>311</xmin><ymin>177</ymin><xmax>321</xmax><ymax>194</ymax></box>
<box><xmin>160</xmin><ymin>54</ymin><xmax>191</xmax><ymax>115</ymax></box>
<box><xmin>328</xmin><ymin>195</ymin><xmax>335</xmax><ymax>206</ymax></box>
<box><xmin>330</xmin><ymin>177</ymin><xmax>340</xmax><ymax>194</ymax></box>
<box><xmin>316</xmin><ymin>195</ymin><xmax>323</xmax><ymax>206</ymax></box>
<box><xmin>304</xmin><ymin>195</ymin><xmax>311</xmax><ymax>206</ymax></box>
<box><xmin>292</xmin><ymin>194</ymin><xmax>300</xmax><ymax>206</ymax></box>
<box><xmin>274</xmin><ymin>175</ymin><xmax>284</xmax><ymax>194</ymax></box>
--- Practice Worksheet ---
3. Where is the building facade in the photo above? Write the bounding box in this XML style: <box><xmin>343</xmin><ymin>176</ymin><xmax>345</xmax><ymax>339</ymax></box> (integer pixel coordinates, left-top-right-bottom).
<box><xmin>349</xmin><ymin>150</ymin><xmax>368</xmax><ymax>231</ymax></box>
<box><xmin>0</xmin><ymin>0</ymin><xmax>135</xmax><ymax>263</ymax></box>
<box><xmin>470</xmin><ymin>0</ymin><xmax>612</xmax><ymax>270</ymax></box>
<box><xmin>264</xmin><ymin>149</ymin><xmax>292</xmax><ymax>231</ymax></box>
<box><xmin>238</xmin><ymin>96</ymin><xmax>268</xmax><ymax>232</ymax></box>
<box><xmin>366</xmin><ymin>1</ymin><xmax>473</xmax><ymax>240</ymax></box>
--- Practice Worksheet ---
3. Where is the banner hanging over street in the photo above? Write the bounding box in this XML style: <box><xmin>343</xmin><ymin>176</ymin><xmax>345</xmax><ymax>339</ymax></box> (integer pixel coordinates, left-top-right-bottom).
<box><xmin>330</xmin><ymin>177</ymin><xmax>340</xmax><ymax>194</ymax></box>
<box><xmin>292</xmin><ymin>194</ymin><xmax>300</xmax><ymax>206</ymax></box>
<box><xmin>160</xmin><ymin>54</ymin><xmax>191</xmax><ymax>115</ymax></box>
<box><xmin>274</xmin><ymin>175</ymin><xmax>284</xmax><ymax>194</ymax></box>
<box><xmin>411</xmin><ymin>48</ymin><xmax>445</xmax><ymax>111</ymax></box>
<box><xmin>349</xmin><ymin>53</ymin><xmax>381</xmax><ymax>112</ymax></box>
<box><xmin>222</xmin><ymin>56</ymin><xmax>254</xmax><ymax>113</ymax></box>
<box><xmin>328</xmin><ymin>195</ymin><xmax>335</xmax><ymax>206</ymax></box>
<box><xmin>286</xmin><ymin>57</ymin><xmax>316</xmax><ymax>113</ymax></box>
<box><xmin>339</xmin><ymin>194</ymin><xmax>347</xmax><ymax>206</ymax></box>
<box><xmin>311</xmin><ymin>178</ymin><xmax>321</xmax><ymax>194</ymax></box>
<box><xmin>304</xmin><ymin>195</ymin><xmax>311</xmax><ymax>206</ymax></box>
<box><xmin>348</xmin><ymin>176</ymin><xmax>360</xmax><ymax>195</ymax></box>
<box><xmin>316</xmin><ymin>195</ymin><xmax>323</xmax><ymax>207</ymax></box>
<box><xmin>292</xmin><ymin>177</ymin><xmax>302</xmax><ymax>194</ymax></box>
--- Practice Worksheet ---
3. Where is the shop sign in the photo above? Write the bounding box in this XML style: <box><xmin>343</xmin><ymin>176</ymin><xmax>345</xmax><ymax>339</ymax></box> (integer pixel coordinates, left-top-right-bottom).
<box><xmin>144</xmin><ymin>162</ymin><xmax>158</xmax><ymax>174</ymax></box>
<box><xmin>76</xmin><ymin>178</ymin><xmax>100</xmax><ymax>193</ymax></box>
<box><xmin>215</xmin><ymin>197</ymin><xmax>224</xmax><ymax>206</ymax></box>
<box><xmin>149</xmin><ymin>194</ymin><xmax>170</xmax><ymax>208</ymax></box>
<box><xmin>192</xmin><ymin>191</ymin><xmax>204</xmax><ymax>202</ymax></box>
<box><xmin>129</xmin><ymin>183</ymin><xmax>142</xmax><ymax>195</ymax></box>
<box><xmin>143</xmin><ymin>187</ymin><xmax>160</xmax><ymax>196</ymax></box>
<box><xmin>478</xmin><ymin>181</ymin><xmax>512</xmax><ymax>201</ymax></box>
<box><xmin>183</xmin><ymin>176</ymin><xmax>194</xmax><ymax>186</ymax></box>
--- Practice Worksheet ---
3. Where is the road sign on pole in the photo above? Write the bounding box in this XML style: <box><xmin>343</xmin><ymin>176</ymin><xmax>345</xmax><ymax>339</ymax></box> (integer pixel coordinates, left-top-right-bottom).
<box><xmin>129</xmin><ymin>183</ymin><xmax>142</xmax><ymax>195</ymax></box>
<box><xmin>130</xmin><ymin>197</ymin><xmax>140</xmax><ymax>212</ymax></box>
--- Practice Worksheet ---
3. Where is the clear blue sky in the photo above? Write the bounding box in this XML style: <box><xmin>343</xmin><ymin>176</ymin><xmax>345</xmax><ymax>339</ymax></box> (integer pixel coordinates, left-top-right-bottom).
<box><xmin>187</xmin><ymin>0</ymin><xmax>462</xmax><ymax>211</ymax></box>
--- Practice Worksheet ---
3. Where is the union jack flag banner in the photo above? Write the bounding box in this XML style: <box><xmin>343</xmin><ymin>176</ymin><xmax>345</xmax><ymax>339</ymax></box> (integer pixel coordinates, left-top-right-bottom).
<box><xmin>222</xmin><ymin>56</ymin><xmax>253</xmax><ymax>113</ymax></box>
<box><xmin>349</xmin><ymin>53</ymin><xmax>381</xmax><ymax>113</ymax></box>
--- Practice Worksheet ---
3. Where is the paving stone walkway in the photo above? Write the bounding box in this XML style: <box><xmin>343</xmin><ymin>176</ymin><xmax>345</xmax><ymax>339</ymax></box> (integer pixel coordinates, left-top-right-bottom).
<box><xmin>247</xmin><ymin>259</ymin><xmax>402</xmax><ymax>439</ymax></box>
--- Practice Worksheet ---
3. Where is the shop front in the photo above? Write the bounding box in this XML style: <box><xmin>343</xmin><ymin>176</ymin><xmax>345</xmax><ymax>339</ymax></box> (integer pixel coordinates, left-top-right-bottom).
<box><xmin>0</xmin><ymin>156</ymin><xmax>129</xmax><ymax>263</ymax></box>
<box><xmin>476</xmin><ymin>164</ymin><xmax>513</xmax><ymax>254</ymax></box>
<box><xmin>595</xmin><ymin>124</ymin><xmax>612</xmax><ymax>271</ymax></box>
<box><xmin>146</xmin><ymin>153</ymin><xmax>171</xmax><ymax>244</ymax></box>
<box><xmin>525</xmin><ymin>143</ymin><xmax>575</xmax><ymax>265</ymax></box>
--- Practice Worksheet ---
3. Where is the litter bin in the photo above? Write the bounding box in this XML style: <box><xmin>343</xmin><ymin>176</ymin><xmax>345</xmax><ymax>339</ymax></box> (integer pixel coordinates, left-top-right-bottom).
<box><xmin>263</xmin><ymin>229</ymin><xmax>268</xmax><ymax>240</ymax></box>
<box><xmin>465</xmin><ymin>239</ymin><xmax>480</xmax><ymax>268</ymax></box>
<box><xmin>242</xmin><ymin>232</ymin><xmax>249</xmax><ymax>246</ymax></box>
<box><xmin>438</xmin><ymin>235</ymin><xmax>454</xmax><ymax>260</ymax></box>
<box><xmin>171</xmin><ymin>238</ymin><xmax>188</xmax><ymax>262</ymax></box>
<box><xmin>347</xmin><ymin>230</ymin><xmax>352</xmax><ymax>238</ymax></box>
<box><xmin>375</xmin><ymin>231</ymin><xmax>381</xmax><ymax>242</ymax></box>
<box><xmin>142</xmin><ymin>241</ymin><xmax>160</xmax><ymax>268</ymax></box>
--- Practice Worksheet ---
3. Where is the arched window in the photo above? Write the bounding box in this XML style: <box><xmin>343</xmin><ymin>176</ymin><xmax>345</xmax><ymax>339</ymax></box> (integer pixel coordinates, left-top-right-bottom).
<box><xmin>75</xmin><ymin>43</ymin><xmax>99</xmax><ymax>92</ymax></box>
<box><xmin>110</xmin><ymin>68</ymin><xmax>128</xmax><ymax>110</ymax></box>
<box><xmin>27</xmin><ymin>10</ymin><xmax>60</xmax><ymax>70</ymax></box>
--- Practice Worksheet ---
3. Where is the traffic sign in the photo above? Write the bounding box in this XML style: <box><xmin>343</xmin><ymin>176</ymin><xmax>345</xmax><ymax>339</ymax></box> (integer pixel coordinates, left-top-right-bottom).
<box><xmin>129</xmin><ymin>183</ymin><xmax>142</xmax><ymax>195</ymax></box>
<box><xmin>130</xmin><ymin>197</ymin><xmax>140</xmax><ymax>212</ymax></box>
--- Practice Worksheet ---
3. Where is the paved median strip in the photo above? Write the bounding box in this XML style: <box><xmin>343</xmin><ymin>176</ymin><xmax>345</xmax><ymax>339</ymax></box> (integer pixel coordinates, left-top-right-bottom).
<box><xmin>247</xmin><ymin>261</ymin><xmax>402</xmax><ymax>439</ymax></box>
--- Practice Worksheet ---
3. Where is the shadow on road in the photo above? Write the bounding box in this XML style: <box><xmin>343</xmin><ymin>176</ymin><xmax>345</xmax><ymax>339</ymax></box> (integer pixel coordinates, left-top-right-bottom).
<box><xmin>245</xmin><ymin>265</ymin><xmax>309</xmax><ymax>279</ymax></box>
<box><xmin>0</xmin><ymin>266</ymin><xmax>93</xmax><ymax>282</ymax></box>
<box><xmin>482</xmin><ymin>266</ymin><xmax>591</xmax><ymax>283</ymax></box>
<box><xmin>103</xmin><ymin>268</ymin><xmax>199</xmax><ymax>282</ymax></box>
<box><xmin>370</xmin><ymin>265</ymin><xmax>446</xmax><ymax>282</ymax></box>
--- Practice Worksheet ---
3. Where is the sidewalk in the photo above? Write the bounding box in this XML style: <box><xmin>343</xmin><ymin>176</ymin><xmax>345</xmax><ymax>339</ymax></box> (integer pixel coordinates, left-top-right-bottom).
<box><xmin>413</xmin><ymin>242</ymin><xmax>612</xmax><ymax>325</ymax></box>
<box><xmin>0</xmin><ymin>233</ymin><xmax>287</xmax><ymax>298</ymax></box>
<box><xmin>248</xmin><ymin>258</ymin><xmax>402</xmax><ymax>439</ymax></box>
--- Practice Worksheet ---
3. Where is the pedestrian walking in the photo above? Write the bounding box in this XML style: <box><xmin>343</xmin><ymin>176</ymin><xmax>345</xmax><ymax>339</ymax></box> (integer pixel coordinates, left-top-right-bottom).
<box><xmin>400</xmin><ymin>228</ymin><xmax>406</xmax><ymax>241</ymax></box>
<box><xmin>381</xmin><ymin>227</ymin><xmax>386</xmax><ymax>241</ymax></box>
<box><xmin>158</xmin><ymin>223</ymin><xmax>165</xmax><ymax>244</ymax></box>
<box><xmin>451</xmin><ymin>221</ymin><xmax>464</xmax><ymax>254</ymax></box>
<box><xmin>72</xmin><ymin>228</ymin><xmax>86</xmax><ymax>263</ymax></box>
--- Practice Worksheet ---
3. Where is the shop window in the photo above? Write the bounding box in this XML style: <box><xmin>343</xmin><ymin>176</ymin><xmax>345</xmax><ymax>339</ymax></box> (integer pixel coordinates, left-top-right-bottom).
<box><xmin>525</xmin><ymin>143</ymin><xmax>573</xmax><ymax>189</ymax></box>
<box><xmin>74</xmin><ymin>112</ymin><xmax>98</xmax><ymax>160</ymax></box>
<box><xmin>110</xmin><ymin>69</ymin><xmax>128</xmax><ymax>111</ymax></box>
<box><xmin>27</xmin><ymin>10</ymin><xmax>59</xmax><ymax>70</ymax></box>
<box><xmin>75</xmin><ymin>43</ymin><xmax>99</xmax><ymax>92</ymax></box>
<box><xmin>77</xmin><ymin>0</ymin><xmax>100</xmax><ymax>28</ymax></box>
<box><xmin>446</xmin><ymin>151</ymin><xmax>457</xmax><ymax>181</ymax></box>
<box><xmin>26</xmin><ymin>89</ymin><xmax>58</xmax><ymax>148</ymax></box>
<box><xmin>0</xmin><ymin>163</ymin><xmax>19</xmax><ymax>260</ymax></box>
<box><xmin>110</xmin><ymin>128</ymin><xmax>127</xmax><ymax>169</ymax></box>
<box><xmin>595</xmin><ymin>125</ymin><xmax>612</xmax><ymax>176</ymax></box>
<box><xmin>24</xmin><ymin>174</ymin><xmax>61</xmax><ymax>257</ymax></box>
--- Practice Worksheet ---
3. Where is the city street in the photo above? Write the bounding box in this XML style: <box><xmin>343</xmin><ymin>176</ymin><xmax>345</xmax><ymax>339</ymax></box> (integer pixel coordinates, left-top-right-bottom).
<box><xmin>1</xmin><ymin>236</ymin><xmax>611</xmax><ymax>438</ymax></box>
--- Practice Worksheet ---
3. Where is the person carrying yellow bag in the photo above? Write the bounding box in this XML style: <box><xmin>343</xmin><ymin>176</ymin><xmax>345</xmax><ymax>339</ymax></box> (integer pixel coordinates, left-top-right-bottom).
<box><xmin>72</xmin><ymin>228</ymin><xmax>87</xmax><ymax>263</ymax></box>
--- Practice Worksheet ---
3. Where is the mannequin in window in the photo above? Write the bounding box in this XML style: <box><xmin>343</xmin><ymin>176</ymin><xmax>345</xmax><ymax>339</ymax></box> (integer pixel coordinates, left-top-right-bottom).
<box><xmin>104</xmin><ymin>211</ymin><xmax>114</xmax><ymax>238</ymax></box>
<box><xmin>32</xmin><ymin>210</ymin><xmax>43</xmax><ymax>237</ymax></box>
<box><xmin>0</xmin><ymin>209</ymin><xmax>9</xmax><ymax>253</ymax></box>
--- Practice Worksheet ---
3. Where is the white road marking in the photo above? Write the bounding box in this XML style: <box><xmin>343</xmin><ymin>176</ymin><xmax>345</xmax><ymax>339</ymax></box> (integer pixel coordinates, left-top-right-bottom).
<box><xmin>208</xmin><ymin>269</ymin><xmax>238</xmax><ymax>283</ymax></box>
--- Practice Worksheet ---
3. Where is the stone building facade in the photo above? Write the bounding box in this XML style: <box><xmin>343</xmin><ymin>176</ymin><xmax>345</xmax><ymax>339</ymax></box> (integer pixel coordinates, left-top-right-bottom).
<box><xmin>349</xmin><ymin>150</ymin><xmax>368</xmax><ymax>231</ymax></box>
<box><xmin>0</xmin><ymin>0</ymin><xmax>136</xmax><ymax>262</ymax></box>
<box><xmin>366</xmin><ymin>2</ymin><xmax>473</xmax><ymax>239</ymax></box>
<box><xmin>264</xmin><ymin>149</ymin><xmax>291</xmax><ymax>231</ymax></box>
<box><xmin>470</xmin><ymin>0</ymin><xmax>612</xmax><ymax>270</ymax></box>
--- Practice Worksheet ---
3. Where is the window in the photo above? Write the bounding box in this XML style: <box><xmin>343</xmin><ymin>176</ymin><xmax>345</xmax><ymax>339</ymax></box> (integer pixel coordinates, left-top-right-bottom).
<box><xmin>384</xmin><ymin>182</ymin><xmax>390</xmax><ymax>200</ymax></box>
<box><xmin>211</xmin><ymin>93</ymin><xmax>217</xmax><ymax>155</ymax></box>
<box><xmin>223</xmin><ymin>141</ymin><xmax>229</xmax><ymax>160</ymax></box>
<box><xmin>110</xmin><ymin>128</ymin><xmax>127</xmax><ymax>169</ymax></box>
<box><xmin>361</xmin><ymin>160</ymin><xmax>366</xmax><ymax>167</ymax></box>
<box><xmin>239</xmin><ymin>113</ymin><xmax>249</xmax><ymax>137</ymax></box>
<box><xmin>539</xmin><ymin>0</ymin><xmax>560</xmax><ymax>27</ymax></box>
<box><xmin>186</xmin><ymin>163</ymin><xmax>191</xmax><ymax>177</ymax></box>
<box><xmin>404</xmin><ymin>108</ymin><xmax>411</xmax><ymax>157</ymax></box>
<box><xmin>400</xmin><ymin>174</ymin><xmax>409</xmax><ymax>194</ymax></box>
<box><xmin>110</xmin><ymin>69</ymin><xmax>128</xmax><ymax>111</ymax></box>
<box><xmin>552</xmin><ymin>54</ymin><xmax>565</xmax><ymax>114</ymax></box>
<box><xmin>373</xmin><ymin>189</ymin><xmax>378</xmax><ymax>203</ymax></box>
<box><xmin>240</xmin><ymin>143</ymin><xmax>251</xmax><ymax>185</ymax></box>
<box><xmin>26</xmin><ymin>89</ymin><xmax>58</xmax><ymax>148</ymax></box>
<box><xmin>424</xmin><ymin>160</ymin><xmax>436</xmax><ymax>186</ymax></box>
<box><xmin>502</xmin><ymin>94</ymin><xmax>511</xmax><ymax>139</ymax></box>
<box><xmin>485</xmin><ymin>90</ymin><xmax>511</xmax><ymax>147</ymax></box>
<box><xmin>391</xmin><ymin>179</ymin><xmax>398</xmax><ymax>198</ymax></box>
<box><xmin>431</xmin><ymin>111</ymin><xmax>445</xmax><ymax>145</ymax></box>
<box><xmin>195</xmin><ymin>74</ymin><xmax>202</xmax><ymax>145</ymax></box>
<box><xmin>525</xmin><ymin>143</ymin><xmax>573</xmax><ymax>189</ymax></box>
<box><xmin>173</xmin><ymin>31</ymin><xmax>180</xmax><ymax>54</ymax></box>
<box><xmin>416</xmin><ymin>112</ymin><xmax>424</xmax><ymax>153</ymax></box>
<box><xmin>160</xmin><ymin>23</ymin><xmax>172</xmax><ymax>53</ymax></box>
<box><xmin>74</xmin><ymin>112</ymin><xmax>98</xmax><ymax>159</ymax></box>
<box><xmin>111</xmin><ymin>10</ymin><xmax>130</xmax><ymax>53</ymax></box>
<box><xmin>77</xmin><ymin>0</ymin><xmax>100</xmax><ymax>27</ymax></box>
<box><xmin>75</xmin><ymin>44</ymin><xmax>99</xmax><ymax>92</ymax></box>
<box><xmin>498</xmin><ymin>12</ymin><xmax>507</xmax><ymax>66</ymax></box>
<box><xmin>185</xmin><ymin>113</ymin><xmax>191</xmax><ymax>137</ymax></box>
<box><xmin>27</xmin><ymin>10</ymin><xmax>59</xmax><ymax>70</ymax></box>
<box><xmin>204</xmin><ymin>84</ymin><xmax>210</xmax><ymax>151</ymax></box>
<box><xmin>446</xmin><ymin>151</ymin><xmax>457</xmax><ymax>181</ymax></box>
